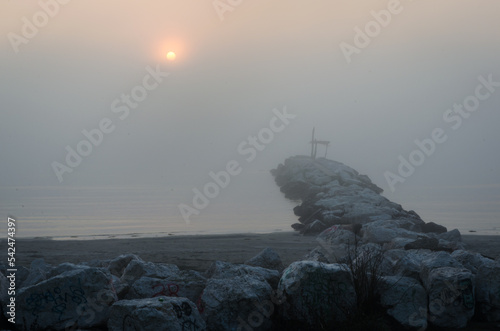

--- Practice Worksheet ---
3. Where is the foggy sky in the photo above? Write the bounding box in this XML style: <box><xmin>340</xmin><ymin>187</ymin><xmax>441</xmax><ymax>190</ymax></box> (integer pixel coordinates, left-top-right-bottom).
<box><xmin>1</xmin><ymin>0</ymin><xmax>499</xmax><ymax>231</ymax></box>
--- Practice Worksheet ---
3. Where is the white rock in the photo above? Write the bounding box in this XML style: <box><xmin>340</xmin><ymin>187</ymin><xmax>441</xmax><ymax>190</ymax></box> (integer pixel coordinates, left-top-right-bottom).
<box><xmin>451</xmin><ymin>250</ymin><xmax>490</xmax><ymax>274</ymax></box>
<box><xmin>315</xmin><ymin>228</ymin><xmax>358</xmax><ymax>262</ymax></box>
<box><xmin>475</xmin><ymin>261</ymin><xmax>500</xmax><ymax>321</ymax></box>
<box><xmin>393</xmin><ymin>250</ymin><xmax>432</xmax><ymax>280</ymax></box>
<box><xmin>378</xmin><ymin>249</ymin><xmax>408</xmax><ymax>276</ymax></box>
<box><xmin>22</xmin><ymin>258</ymin><xmax>53</xmax><ymax>287</ymax></box>
<box><xmin>108</xmin><ymin>296</ymin><xmax>206</xmax><ymax>331</ymax></box>
<box><xmin>201</xmin><ymin>275</ymin><xmax>274</xmax><ymax>331</ymax></box>
<box><xmin>379</xmin><ymin>276</ymin><xmax>428</xmax><ymax>330</ymax></box>
<box><xmin>438</xmin><ymin>229</ymin><xmax>462</xmax><ymax>242</ymax></box>
<box><xmin>420</xmin><ymin>251</ymin><xmax>464</xmax><ymax>282</ymax></box>
<box><xmin>17</xmin><ymin>267</ymin><xmax>117</xmax><ymax>330</ymax></box>
<box><xmin>362</xmin><ymin>220</ymin><xmax>422</xmax><ymax>244</ymax></box>
<box><xmin>125</xmin><ymin>272</ymin><xmax>206</xmax><ymax>305</ymax></box>
<box><xmin>121</xmin><ymin>260</ymin><xmax>180</xmax><ymax>284</ymax></box>
<box><xmin>423</xmin><ymin>267</ymin><xmax>475</xmax><ymax>328</ymax></box>
<box><xmin>205</xmin><ymin>261</ymin><xmax>280</xmax><ymax>288</ymax></box>
<box><xmin>277</xmin><ymin>261</ymin><xmax>356</xmax><ymax>328</ymax></box>
<box><xmin>108</xmin><ymin>254</ymin><xmax>143</xmax><ymax>277</ymax></box>
<box><xmin>245</xmin><ymin>247</ymin><xmax>285</xmax><ymax>272</ymax></box>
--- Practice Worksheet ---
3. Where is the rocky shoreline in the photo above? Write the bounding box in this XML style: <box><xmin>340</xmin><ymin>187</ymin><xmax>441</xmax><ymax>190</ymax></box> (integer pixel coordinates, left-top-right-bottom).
<box><xmin>3</xmin><ymin>155</ymin><xmax>500</xmax><ymax>330</ymax></box>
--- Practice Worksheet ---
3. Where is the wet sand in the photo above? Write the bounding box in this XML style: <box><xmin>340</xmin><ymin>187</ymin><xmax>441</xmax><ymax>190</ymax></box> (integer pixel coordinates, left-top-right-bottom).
<box><xmin>8</xmin><ymin>233</ymin><xmax>500</xmax><ymax>271</ymax></box>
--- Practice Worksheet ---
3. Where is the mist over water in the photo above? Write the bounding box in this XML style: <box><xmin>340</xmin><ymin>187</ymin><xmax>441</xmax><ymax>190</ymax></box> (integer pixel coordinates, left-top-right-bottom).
<box><xmin>1</xmin><ymin>181</ymin><xmax>498</xmax><ymax>239</ymax></box>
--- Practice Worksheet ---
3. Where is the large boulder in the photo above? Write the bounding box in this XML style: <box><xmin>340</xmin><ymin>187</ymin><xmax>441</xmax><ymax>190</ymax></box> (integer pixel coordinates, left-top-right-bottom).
<box><xmin>17</xmin><ymin>267</ymin><xmax>117</xmax><ymax>330</ymax></box>
<box><xmin>125</xmin><ymin>270</ymin><xmax>206</xmax><ymax>305</ymax></box>
<box><xmin>201</xmin><ymin>275</ymin><xmax>274</xmax><ymax>331</ymax></box>
<box><xmin>245</xmin><ymin>247</ymin><xmax>285</xmax><ymax>272</ymax></box>
<box><xmin>121</xmin><ymin>260</ymin><xmax>180</xmax><ymax>284</ymax></box>
<box><xmin>47</xmin><ymin>262</ymin><xmax>90</xmax><ymax>279</ymax></box>
<box><xmin>108</xmin><ymin>254</ymin><xmax>143</xmax><ymax>277</ymax></box>
<box><xmin>422</xmin><ymin>222</ymin><xmax>447</xmax><ymax>234</ymax></box>
<box><xmin>423</xmin><ymin>267</ymin><xmax>475</xmax><ymax>328</ymax></box>
<box><xmin>404</xmin><ymin>237</ymin><xmax>439</xmax><ymax>251</ymax></box>
<box><xmin>277</xmin><ymin>261</ymin><xmax>356</xmax><ymax>329</ymax></box>
<box><xmin>420</xmin><ymin>251</ymin><xmax>464</xmax><ymax>282</ymax></box>
<box><xmin>393</xmin><ymin>250</ymin><xmax>433</xmax><ymax>280</ymax></box>
<box><xmin>361</xmin><ymin>220</ymin><xmax>423</xmax><ymax>244</ymax></box>
<box><xmin>314</xmin><ymin>227</ymin><xmax>359</xmax><ymax>262</ymax></box>
<box><xmin>108</xmin><ymin>296</ymin><xmax>206</xmax><ymax>331</ymax></box>
<box><xmin>300</xmin><ymin>219</ymin><xmax>327</xmax><ymax>235</ymax></box>
<box><xmin>378</xmin><ymin>249</ymin><xmax>408</xmax><ymax>276</ymax></box>
<box><xmin>451</xmin><ymin>250</ymin><xmax>490</xmax><ymax>274</ymax></box>
<box><xmin>21</xmin><ymin>258</ymin><xmax>53</xmax><ymax>287</ymax></box>
<box><xmin>475</xmin><ymin>260</ymin><xmax>500</xmax><ymax>321</ymax></box>
<box><xmin>205</xmin><ymin>261</ymin><xmax>280</xmax><ymax>288</ymax></box>
<box><xmin>438</xmin><ymin>229</ymin><xmax>462</xmax><ymax>242</ymax></box>
<box><xmin>378</xmin><ymin>276</ymin><xmax>428</xmax><ymax>330</ymax></box>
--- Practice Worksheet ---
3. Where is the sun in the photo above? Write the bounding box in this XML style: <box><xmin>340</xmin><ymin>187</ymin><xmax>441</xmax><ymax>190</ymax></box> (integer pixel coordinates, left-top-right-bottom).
<box><xmin>166</xmin><ymin>51</ymin><xmax>176</xmax><ymax>61</ymax></box>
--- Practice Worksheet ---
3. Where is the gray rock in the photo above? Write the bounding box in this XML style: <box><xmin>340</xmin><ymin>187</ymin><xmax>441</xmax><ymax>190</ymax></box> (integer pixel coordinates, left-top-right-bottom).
<box><xmin>314</xmin><ymin>228</ymin><xmax>359</xmax><ymax>262</ymax></box>
<box><xmin>451</xmin><ymin>250</ymin><xmax>490</xmax><ymax>274</ymax></box>
<box><xmin>277</xmin><ymin>261</ymin><xmax>356</xmax><ymax>328</ymax></box>
<box><xmin>361</xmin><ymin>220</ymin><xmax>422</xmax><ymax>244</ymax></box>
<box><xmin>404</xmin><ymin>237</ymin><xmax>439</xmax><ymax>251</ymax></box>
<box><xmin>379</xmin><ymin>276</ymin><xmax>428</xmax><ymax>330</ymax></box>
<box><xmin>388</xmin><ymin>237</ymin><xmax>416</xmax><ymax>250</ymax></box>
<box><xmin>22</xmin><ymin>258</ymin><xmax>53</xmax><ymax>287</ymax></box>
<box><xmin>84</xmin><ymin>259</ymin><xmax>110</xmax><ymax>268</ymax></box>
<box><xmin>438</xmin><ymin>229</ymin><xmax>462</xmax><ymax>242</ymax></box>
<box><xmin>47</xmin><ymin>262</ymin><xmax>90</xmax><ymax>279</ymax></box>
<box><xmin>108</xmin><ymin>254</ymin><xmax>143</xmax><ymax>277</ymax></box>
<box><xmin>17</xmin><ymin>267</ymin><xmax>117</xmax><ymax>330</ymax></box>
<box><xmin>304</xmin><ymin>246</ymin><xmax>332</xmax><ymax>264</ymax></box>
<box><xmin>201</xmin><ymin>275</ymin><xmax>273</xmax><ymax>331</ymax></box>
<box><xmin>420</xmin><ymin>251</ymin><xmax>464</xmax><ymax>282</ymax></box>
<box><xmin>108</xmin><ymin>296</ymin><xmax>206</xmax><ymax>331</ymax></box>
<box><xmin>300</xmin><ymin>219</ymin><xmax>327</xmax><ymax>235</ymax></box>
<box><xmin>205</xmin><ymin>261</ymin><xmax>280</xmax><ymax>288</ymax></box>
<box><xmin>11</xmin><ymin>265</ymin><xmax>30</xmax><ymax>289</ymax></box>
<box><xmin>438</xmin><ymin>238</ymin><xmax>466</xmax><ymax>252</ymax></box>
<box><xmin>245</xmin><ymin>248</ymin><xmax>285</xmax><ymax>272</ymax></box>
<box><xmin>125</xmin><ymin>271</ymin><xmax>206</xmax><ymax>305</ymax></box>
<box><xmin>475</xmin><ymin>260</ymin><xmax>500</xmax><ymax>321</ymax></box>
<box><xmin>378</xmin><ymin>249</ymin><xmax>408</xmax><ymax>276</ymax></box>
<box><xmin>393</xmin><ymin>250</ymin><xmax>432</xmax><ymax>280</ymax></box>
<box><xmin>422</xmin><ymin>222</ymin><xmax>447</xmax><ymax>234</ymax></box>
<box><xmin>121</xmin><ymin>259</ymin><xmax>180</xmax><ymax>284</ymax></box>
<box><xmin>423</xmin><ymin>267</ymin><xmax>475</xmax><ymax>328</ymax></box>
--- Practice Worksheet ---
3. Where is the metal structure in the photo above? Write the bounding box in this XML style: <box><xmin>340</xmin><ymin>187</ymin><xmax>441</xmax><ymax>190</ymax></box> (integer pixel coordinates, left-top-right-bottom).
<box><xmin>310</xmin><ymin>127</ymin><xmax>330</xmax><ymax>159</ymax></box>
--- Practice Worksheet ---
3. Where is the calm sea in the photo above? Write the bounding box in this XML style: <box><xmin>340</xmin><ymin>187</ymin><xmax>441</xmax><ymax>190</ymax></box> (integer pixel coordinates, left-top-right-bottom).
<box><xmin>0</xmin><ymin>183</ymin><xmax>498</xmax><ymax>240</ymax></box>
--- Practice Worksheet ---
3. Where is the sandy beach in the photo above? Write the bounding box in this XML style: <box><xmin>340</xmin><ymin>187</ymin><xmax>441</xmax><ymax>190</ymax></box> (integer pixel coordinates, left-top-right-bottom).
<box><xmin>10</xmin><ymin>232</ymin><xmax>500</xmax><ymax>271</ymax></box>
<box><xmin>13</xmin><ymin>232</ymin><xmax>318</xmax><ymax>271</ymax></box>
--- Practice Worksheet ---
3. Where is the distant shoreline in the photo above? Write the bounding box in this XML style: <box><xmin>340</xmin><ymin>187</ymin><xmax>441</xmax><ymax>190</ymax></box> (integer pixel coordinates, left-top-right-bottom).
<box><xmin>9</xmin><ymin>229</ymin><xmax>500</xmax><ymax>242</ymax></box>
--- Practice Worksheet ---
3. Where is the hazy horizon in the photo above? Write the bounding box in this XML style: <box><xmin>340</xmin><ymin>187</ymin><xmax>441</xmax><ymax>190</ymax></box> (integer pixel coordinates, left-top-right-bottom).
<box><xmin>1</xmin><ymin>0</ymin><xmax>499</xmax><ymax>237</ymax></box>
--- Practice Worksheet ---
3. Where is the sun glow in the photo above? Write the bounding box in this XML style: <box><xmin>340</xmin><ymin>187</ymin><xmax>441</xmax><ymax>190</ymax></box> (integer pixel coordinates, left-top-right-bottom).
<box><xmin>166</xmin><ymin>51</ymin><xmax>176</xmax><ymax>61</ymax></box>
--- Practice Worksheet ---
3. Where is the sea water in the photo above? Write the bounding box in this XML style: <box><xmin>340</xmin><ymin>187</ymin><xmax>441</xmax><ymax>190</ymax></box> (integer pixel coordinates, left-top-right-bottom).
<box><xmin>0</xmin><ymin>181</ymin><xmax>498</xmax><ymax>240</ymax></box>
